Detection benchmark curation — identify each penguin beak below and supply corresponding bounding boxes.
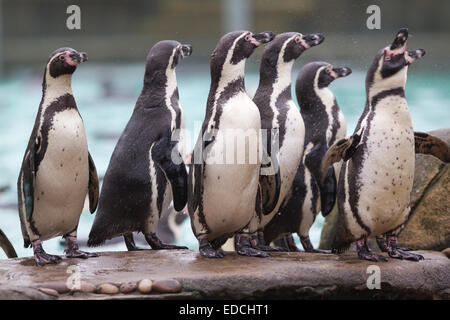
[299,33,325,49]
[406,48,426,65]
[67,51,88,66]
[251,31,275,46]
[332,67,352,78]
[180,44,193,59]
[385,28,408,59]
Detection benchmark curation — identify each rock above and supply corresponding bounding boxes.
[97,283,119,295]
[1,250,449,299]
[39,282,70,294]
[138,279,152,294]
[120,281,137,294]
[442,248,450,259]
[319,128,450,251]
[39,287,59,297]
[152,279,181,293]
[79,281,97,293]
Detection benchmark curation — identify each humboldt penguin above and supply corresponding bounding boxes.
[264,62,351,252]
[322,28,450,261]
[187,31,275,258]
[237,32,325,253]
[17,48,98,266]
[88,41,192,250]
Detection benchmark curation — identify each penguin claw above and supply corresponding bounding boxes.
[199,246,224,259]
[306,248,332,254]
[65,250,98,259]
[34,252,62,266]
[237,246,271,258]
[254,244,284,252]
[357,252,389,262]
[388,249,424,261]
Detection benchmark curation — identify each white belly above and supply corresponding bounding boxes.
[349,96,414,237]
[201,93,261,239]
[260,103,304,227]
[33,109,89,240]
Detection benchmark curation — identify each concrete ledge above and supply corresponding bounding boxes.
[0,250,449,299]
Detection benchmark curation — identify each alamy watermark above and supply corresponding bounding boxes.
[366,5,381,30]
[366,265,381,289]
[66,5,81,30]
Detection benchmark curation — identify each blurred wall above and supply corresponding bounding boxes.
[0,0,449,71]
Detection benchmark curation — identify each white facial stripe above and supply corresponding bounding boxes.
[37,53,74,141]
[166,46,179,131]
[270,35,297,129]
[206,32,247,134]
[369,55,407,101]
[313,66,335,143]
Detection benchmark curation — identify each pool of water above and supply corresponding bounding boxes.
[0,64,449,259]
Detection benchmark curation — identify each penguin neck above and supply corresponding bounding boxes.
[42,72,73,102]
[300,68,334,113]
[366,63,407,110]
[258,59,294,102]
[141,66,178,107]
[213,59,245,91]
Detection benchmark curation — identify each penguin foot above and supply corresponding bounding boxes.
[236,233,271,258]
[250,231,283,252]
[198,234,224,258]
[376,236,413,252]
[388,249,424,261]
[32,240,62,266]
[144,233,188,250]
[385,236,423,261]
[64,236,98,259]
[300,235,330,253]
[356,239,388,262]
[124,233,146,251]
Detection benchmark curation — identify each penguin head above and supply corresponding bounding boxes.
[46,48,88,79]
[262,32,325,67]
[367,28,425,90]
[210,31,274,77]
[296,61,351,93]
[145,40,192,74]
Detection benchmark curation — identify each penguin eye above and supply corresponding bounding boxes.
[59,55,65,61]
[294,35,302,43]
[385,55,391,61]
[325,68,330,74]
[245,34,252,41]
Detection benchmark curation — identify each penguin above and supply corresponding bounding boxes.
[322,28,450,261]
[188,30,275,258]
[88,41,192,250]
[17,48,99,266]
[263,61,351,252]
[0,229,17,258]
[236,32,325,253]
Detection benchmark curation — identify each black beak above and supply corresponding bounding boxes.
[390,28,408,50]
[302,33,325,48]
[181,44,193,58]
[69,52,88,63]
[252,31,275,44]
[408,48,425,60]
[333,67,352,78]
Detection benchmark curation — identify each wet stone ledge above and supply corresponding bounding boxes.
[0,250,449,300]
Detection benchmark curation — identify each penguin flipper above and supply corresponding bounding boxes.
[319,167,337,217]
[188,135,204,215]
[321,133,361,183]
[414,131,450,163]
[88,152,99,213]
[152,136,188,212]
[0,229,18,258]
[22,138,39,221]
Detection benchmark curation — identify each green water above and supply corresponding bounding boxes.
[0,64,449,259]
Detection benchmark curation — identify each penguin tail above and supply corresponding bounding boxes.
[87,229,107,247]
